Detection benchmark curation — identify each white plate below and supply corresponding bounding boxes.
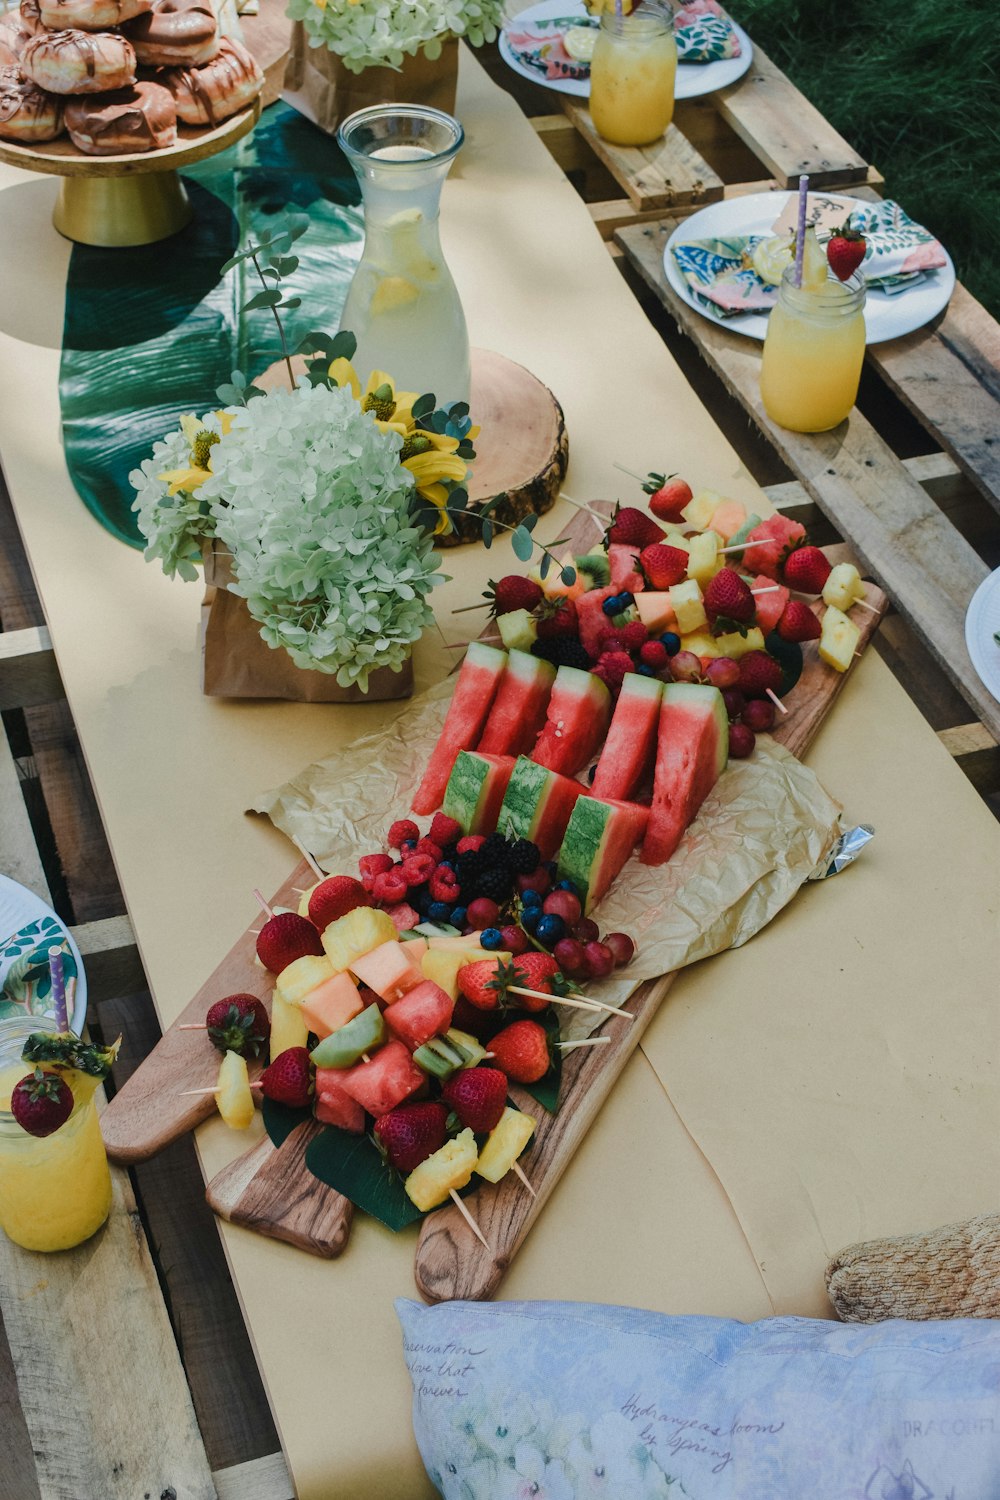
[0,874,88,1035]
[499,0,753,100]
[964,568,1000,706]
[663,191,956,345]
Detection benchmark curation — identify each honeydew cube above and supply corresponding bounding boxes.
[322,906,396,974]
[634,593,677,635]
[819,606,861,673]
[269,989,309,1060]
[685,531,721,586]
[680,632,720,661]
[310,1002,386,1069]
[668,579,707,635]
[476,1108,536,1183]
[712,626,766,661]
[300,971,365,1039]
[680,489,724,532]
[823,563,866,612]
[216,1051,255,1130]
[276,954,335,1007]
[497,609,538,653]
[350,939,423,1002]
[404,1128,479,1211]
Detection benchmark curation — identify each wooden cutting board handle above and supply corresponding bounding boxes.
[206,1121,353,1258]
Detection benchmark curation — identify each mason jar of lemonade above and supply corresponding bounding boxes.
[759,264,867,433]
[590,3,677,147]
[0,1017,112,1252]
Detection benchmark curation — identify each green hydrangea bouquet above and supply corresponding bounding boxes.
[287,0,504,73]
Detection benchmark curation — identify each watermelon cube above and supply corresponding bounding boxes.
[476,650,556,757]
[442,751,516,836]
[350,940,423,1002]
[749,575,789,636]
[412,643,508,815]
[741,516,806,581]
[591,673,663,802]
[634,593,677,635]
[300,972,365,1039]
[337,1040,425,1116]
[575,585,618,660]
[608,543,644,594]
[497,755,586,860]
[642,684,729,866]
[557,796,649,913]
[384,979,454,1051]
[531,667,611,776]
[314,1070,367,1133]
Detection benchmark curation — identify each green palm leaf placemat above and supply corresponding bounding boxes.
[60,104,364,548]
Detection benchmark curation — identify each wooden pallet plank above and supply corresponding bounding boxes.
[0,626,62,711]
[212,1453,294,1500]
[0,1308,42,1500]
[69,914,144,1008]
[714,42,868,189]
[0,723,50,901]
[561,98,724,210]
[616,219,998,740]
[587,197,674,239]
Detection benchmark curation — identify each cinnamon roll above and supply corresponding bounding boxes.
[64,77,175,151]
[123,0,217,66]
[0,64,63,141]
[163,34,260,126]
[20,26,136,92]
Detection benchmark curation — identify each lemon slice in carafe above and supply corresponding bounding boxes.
[751,234,795,286]
[563,23,597,61]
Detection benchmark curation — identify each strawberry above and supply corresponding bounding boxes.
[359,852,393,890]
[388,819,420,849]
[782,545,831,595]
[488,575,543,617]
[256,912,323,974]
[704,568,755,626]
[206,993,270,1057]
[429,812,462,848]
[777,600,822,643]
[645,475,693,523]
[374,1100,448,1174]
[490,1019,550,1084]
[607,506,664,549]
[372,868,409,905]
[457,958,505,1010]
[826,221,866,282]
[441,1066,508,1133]
[737,651,783,700]
[259,1047,313,1108]
[639,543,688,589]
[10,1068,74,1137]
[307,875,370,929]
[515,952,560,990]
[535,597,578,640]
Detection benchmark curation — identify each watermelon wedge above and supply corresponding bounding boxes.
[412,643,507,815]
[608,543,644,593]
[476,649,555,757]
[531,667,611,776]
[496,755,586,860]
[442,751,516,835]
[749,575,789,636]
[591,673,663,801]
[641,683,728,866]
[575,585,618,660]
[557,796,649,913]
[740,516,806,581]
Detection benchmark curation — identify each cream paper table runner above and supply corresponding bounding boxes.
[0,45,997,1498]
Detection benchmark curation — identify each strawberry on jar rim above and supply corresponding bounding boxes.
[826,221,867,282]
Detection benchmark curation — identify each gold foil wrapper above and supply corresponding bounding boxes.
[253,679,843,1037]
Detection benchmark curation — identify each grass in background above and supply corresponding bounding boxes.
[730,0,1000,316]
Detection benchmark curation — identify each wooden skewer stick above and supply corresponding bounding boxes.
[507,985,633,1020]
[178,1023,207,1030]
[179,1087,218,1096]
[556,1036,612,1050]
[253,888,273,920]
[291,836,325,882]
[751,584,781,595]
[442,640,472,648]
[765,688,789,717]
[361,1052,372,1064]
[511,1161,537,1197]
[452,600,491,614]
[558,490,609,523]
[613,461,646,484]
[854,597,880,613]
[449,1189,490,1249]
[718,538,770,555]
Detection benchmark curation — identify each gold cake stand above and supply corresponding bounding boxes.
[0,97,260,246]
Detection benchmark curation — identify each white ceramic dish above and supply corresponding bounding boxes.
[964,567,1000,706]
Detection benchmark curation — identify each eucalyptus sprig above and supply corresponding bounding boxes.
[427,489,576,585]
[219,212,312,395]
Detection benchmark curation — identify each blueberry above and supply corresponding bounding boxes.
[638,663,656,676]
[401,840,417,852]
[536,913,567,947]
[451,906,468,928]
[660,632,681,657]
[602,595,623,616]
[521,908,540,935]
[544,861,558,875]
[617,592,634,608]
[414,890,434,915]
[556,879,577,892]
[521,888,542,908]
[428,901,453,922]
[438,859,455,871]
[480,927,503,950]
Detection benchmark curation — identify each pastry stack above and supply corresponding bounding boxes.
[0,0,262,154]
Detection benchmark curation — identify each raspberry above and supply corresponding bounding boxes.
[593,651,634,691]
[429,812,462,847]
[640,640,669,670]
[457,835,486,854]
[372,869,409,904]
[388,819,420,849]
[429,866,460,902]
[415,838,443,862]
[400,852,436,887]
[620,621,649,651]
[359,852,393,890]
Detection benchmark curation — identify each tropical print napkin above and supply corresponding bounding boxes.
[674,0,742,61]
[505,0,740,84]
[672,200,948,319]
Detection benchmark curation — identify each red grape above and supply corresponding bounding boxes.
[553,938,586,976]
[742,699,775,732]
[669,650,703,684]
[721,688,746,721]
[583,941,615,979]
[604,931,635,967]
[705,656,740,689]
[516,867,551,897]
[572,918,600,944]
[466,898,500,930]
[728,722,756,758]
[543,889,582,926]
[500,925,530,955]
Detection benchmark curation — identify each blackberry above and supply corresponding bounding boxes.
[481,832,513,868]
[475,865,514,903]
[531,638,590,670]
[509,838,540,875]
[456,849,485,891]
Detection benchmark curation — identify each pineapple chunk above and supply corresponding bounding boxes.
[680,489,724,532]
[404,1128,479,1211]
[297,882,321,919]
[679,632,720,661]
[819,606,861,673]
[216,1051,255,1130]
[476,1108,536,1184]
[668,579,707,635]
[270,990,309,1060]
[823,563,866,612]
[322,907,396,973]
[713,626,766,661]
[276,954,334,1007]
[685,530,721,585]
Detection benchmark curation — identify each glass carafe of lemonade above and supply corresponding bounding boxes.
[337,105,470,406]
[0,1018,112,1252]
[590,3,677,147]
[759,253,867,433]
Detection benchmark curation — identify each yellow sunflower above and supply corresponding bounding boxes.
[158,411,234,497]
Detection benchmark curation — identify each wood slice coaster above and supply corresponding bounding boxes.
[438,347,569,547]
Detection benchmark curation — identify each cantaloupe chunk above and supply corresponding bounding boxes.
[322,907,396,973]
[634,593,677,634]
[680,490,723,531]
[708,499,747,541]
[300,972,365,1039]
[350,940,423,1002]
[276,955,335,1006]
